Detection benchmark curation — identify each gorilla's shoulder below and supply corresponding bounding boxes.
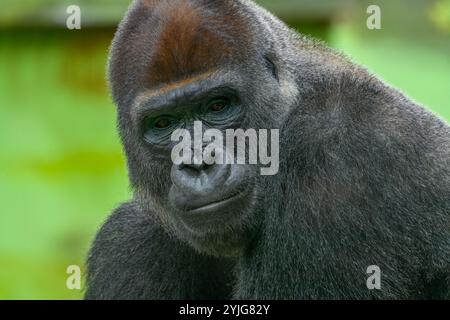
[86,201,171,274]
[290,60,450,146]
[92,201,155,243]
[85,202,170,299]
[284,62,450,191]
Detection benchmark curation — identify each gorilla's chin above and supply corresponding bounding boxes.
[167,181,258,257]
[167,161,256,235]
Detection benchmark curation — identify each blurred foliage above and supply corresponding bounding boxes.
[0,0,130,27]
[429,0,450,33]
[0,29,129,299]
[0,0,449,300]
[0,0,353,27]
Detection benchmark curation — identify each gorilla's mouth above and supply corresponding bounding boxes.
[175,187,252,230]
[186,191,242,214]
[168,154,255,228]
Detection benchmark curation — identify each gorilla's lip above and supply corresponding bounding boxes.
[186,192,242,213]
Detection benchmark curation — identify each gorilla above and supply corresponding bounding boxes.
[86,0,450,299]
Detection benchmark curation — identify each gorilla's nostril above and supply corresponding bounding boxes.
[171,160,232,196]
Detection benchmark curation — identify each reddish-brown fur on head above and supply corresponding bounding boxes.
[142,0,251,88]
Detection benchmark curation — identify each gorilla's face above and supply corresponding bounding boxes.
[165,90,257,230]
[127,69,279,257]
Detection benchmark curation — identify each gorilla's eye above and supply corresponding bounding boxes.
[154,117,172,129]
[208,98,229,113]
[143,115,179,145]
[146,116,177,131]
[201,95,241,125]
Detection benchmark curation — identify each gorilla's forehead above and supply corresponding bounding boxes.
[139,71,215,100]
[139,0,253,88]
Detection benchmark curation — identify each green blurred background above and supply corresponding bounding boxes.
[0,0,449,299]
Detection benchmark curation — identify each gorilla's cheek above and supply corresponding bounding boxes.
[168,162,256,233]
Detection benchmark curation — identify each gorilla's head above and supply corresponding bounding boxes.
[108,0,299,257]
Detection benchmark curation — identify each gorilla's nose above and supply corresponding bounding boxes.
[169,143,245,211]
[170,160,231,197]
[179,161,210,172]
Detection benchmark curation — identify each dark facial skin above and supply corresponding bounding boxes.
[129,68,280,256]
[138,82,255,240]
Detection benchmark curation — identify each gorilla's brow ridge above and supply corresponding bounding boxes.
[134,71,217,110]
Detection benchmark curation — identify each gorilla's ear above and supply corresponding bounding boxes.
[111,0,252,91]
